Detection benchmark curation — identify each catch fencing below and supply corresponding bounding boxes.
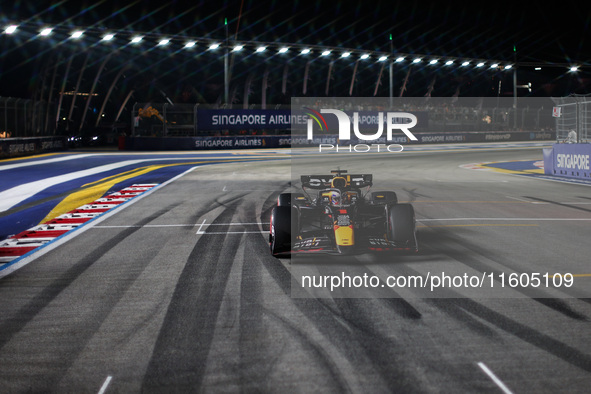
[0,97,55,138]
[552,95,591,143]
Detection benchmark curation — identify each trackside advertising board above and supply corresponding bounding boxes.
[196,108,429,131]
[544,143,591,179]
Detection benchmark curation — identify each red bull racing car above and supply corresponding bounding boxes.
[269,170,418,256]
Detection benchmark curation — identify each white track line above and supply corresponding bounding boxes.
[0,154,96,171]
[477,362,514,394]
[199,231,264,235]
[97,376,112,394]
[195,219,207,234]
[417,217,591,221]
[95,222,268,228]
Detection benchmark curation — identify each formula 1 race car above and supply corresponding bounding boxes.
[269,170,418,256]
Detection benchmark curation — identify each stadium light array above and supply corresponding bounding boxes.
[2,21,562,75]
[4,25,18,34]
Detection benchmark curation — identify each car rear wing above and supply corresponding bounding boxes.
[300,174,373,189]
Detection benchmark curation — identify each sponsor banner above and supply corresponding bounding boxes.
[0,137,67,158]
[197,109,295,130]
[549,143,591,179]
[125,131,555,151]
[125,136,291,150]
[196,109,428,131]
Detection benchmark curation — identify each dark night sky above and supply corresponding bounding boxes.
[3,0,589,61]
[0,0,590,101]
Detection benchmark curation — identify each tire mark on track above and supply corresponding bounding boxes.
[142,200,244,391]
[525,196,591,214]
[0,204,181,390]
[419,227,588,321]
[249,194,431,392]
[449,297,591,373]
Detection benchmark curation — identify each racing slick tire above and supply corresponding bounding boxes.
[370,191,398,205]
[387,203,418,252]
[270,206,293,256]
[277,192,307,207]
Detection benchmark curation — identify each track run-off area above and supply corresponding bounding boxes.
[0,142,590,392]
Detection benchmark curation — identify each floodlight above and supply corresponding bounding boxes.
[4,25,17,34]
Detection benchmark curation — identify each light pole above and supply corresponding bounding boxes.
[513,45,517,130]
[389,34,393,108]
[224,18,229,105]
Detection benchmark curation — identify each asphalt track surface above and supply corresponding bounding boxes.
[1,143,590,393]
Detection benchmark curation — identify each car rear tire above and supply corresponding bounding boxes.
[270,206,293,256]
[277,192,307,207]
[371,191,398,204]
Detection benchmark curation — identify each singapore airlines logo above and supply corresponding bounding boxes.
[305,108,418,152]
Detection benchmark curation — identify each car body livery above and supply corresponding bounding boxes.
[270,170,418,256]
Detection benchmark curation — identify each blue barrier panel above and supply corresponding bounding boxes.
[125,136,292,150]
[0,137,67,159]
[195,109,430,131]
[125,131,554,151]
[548,143,591,179]
[197,109,294,130]
[543,147,554,175]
